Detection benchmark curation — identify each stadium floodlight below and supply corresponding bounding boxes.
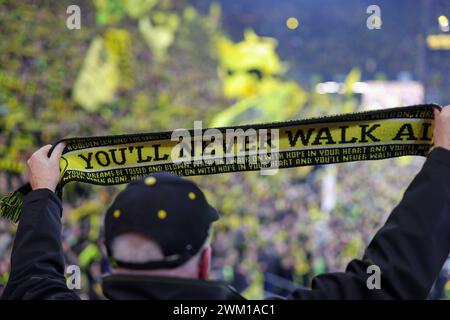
[438,15,450,32]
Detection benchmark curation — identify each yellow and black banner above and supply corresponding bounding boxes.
[0,104,441,222]
[57,104,437,186]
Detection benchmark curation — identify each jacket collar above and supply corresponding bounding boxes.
[102,274,245,300]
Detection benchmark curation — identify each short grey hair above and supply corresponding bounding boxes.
[110,232,211,274]
[111,233,165,263]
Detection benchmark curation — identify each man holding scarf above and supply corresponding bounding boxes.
[2,107,450,300]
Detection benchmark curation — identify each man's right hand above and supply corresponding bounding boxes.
[27,143,65,192]
[434,106,450,151]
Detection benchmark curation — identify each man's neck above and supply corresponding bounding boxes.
[112,267,200,279]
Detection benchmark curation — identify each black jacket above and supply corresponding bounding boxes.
[2,147,450,300]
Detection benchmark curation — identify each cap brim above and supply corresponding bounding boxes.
[208,205,220,222]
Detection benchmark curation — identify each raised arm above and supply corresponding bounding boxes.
[292,106,450,299]
[2,144,79,300]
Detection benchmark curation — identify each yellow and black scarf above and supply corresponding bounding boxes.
[0,104,440,222]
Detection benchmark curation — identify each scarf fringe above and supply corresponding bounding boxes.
[0,191,24,223]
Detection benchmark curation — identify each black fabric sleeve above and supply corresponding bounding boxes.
[1,189,80,300]
[291,147,450,300]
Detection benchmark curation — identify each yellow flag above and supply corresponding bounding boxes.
[73,37,120,112]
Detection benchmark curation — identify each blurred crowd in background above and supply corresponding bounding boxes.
[1,0,450,299]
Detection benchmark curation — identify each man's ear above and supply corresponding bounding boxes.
[198,245,211,280]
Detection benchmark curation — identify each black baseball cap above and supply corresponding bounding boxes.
[104,172,219,270]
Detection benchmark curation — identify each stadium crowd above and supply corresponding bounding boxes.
[1,0,450,300]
